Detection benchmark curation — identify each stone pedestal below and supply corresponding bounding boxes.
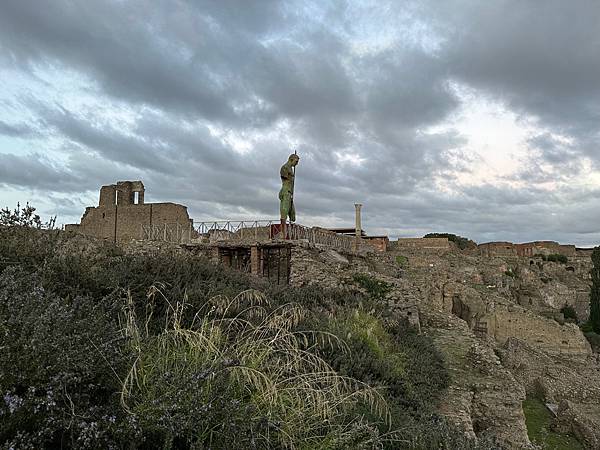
[251,246,261,275]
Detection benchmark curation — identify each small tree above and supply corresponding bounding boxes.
[0,202,56,229]
[590,247,600,333]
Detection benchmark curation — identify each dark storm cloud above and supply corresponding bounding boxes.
[0,120,37,138]
[40,106,177,174]
[0,0,461,209]
[0,0,599,244]
[424,0,600,161]
[0,1,281,122]
[0,152,81,191]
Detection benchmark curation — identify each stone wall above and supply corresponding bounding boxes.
[364,236,389,252]
[479,242,517,257]
[394,237,450,249]
[487,307,591,356]
[479,240,577,258]
[429,274,592,356]
[66,181,192,243]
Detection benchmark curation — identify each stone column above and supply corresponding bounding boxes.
[354,203,362,252]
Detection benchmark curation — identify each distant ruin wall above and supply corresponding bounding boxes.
[479,241,577,258]
[479,242,517,257]
[487,309,591,356]
[394,238,450,249]
[364,236,389,252]
[66,181,192,243]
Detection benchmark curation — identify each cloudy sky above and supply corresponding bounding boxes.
[1,0,599,245]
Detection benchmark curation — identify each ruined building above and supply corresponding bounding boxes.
[479,241,577,258]
[66,181,192,243]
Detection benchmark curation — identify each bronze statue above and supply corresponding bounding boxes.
[279,153,299,239]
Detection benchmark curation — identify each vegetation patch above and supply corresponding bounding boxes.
[590,247,600,334]
[122,291,388,448]
[560,304,578,323]
[579,324,600,352]
[522,397,583,450]
[352,273,392,300]
[537,253,569,264]
[395,255,408,267]
[0,225,496,449]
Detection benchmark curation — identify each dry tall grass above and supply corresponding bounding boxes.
[120,286,391,448]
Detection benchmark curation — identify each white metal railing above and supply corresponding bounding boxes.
[141,222,192,243]
[287,224,357,251]
[141,220,367,252]
[194,220,276,242]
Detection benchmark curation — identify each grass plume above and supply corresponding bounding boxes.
[120,286,390,449]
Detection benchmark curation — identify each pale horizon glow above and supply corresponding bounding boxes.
[0,0,599,246]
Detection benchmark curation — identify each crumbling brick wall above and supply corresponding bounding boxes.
[66,181,192,243]
[393,237,450,249]
[479,242,518,257]
[364,236,389,252]
[486,308,591,356]
[480,241,577,258]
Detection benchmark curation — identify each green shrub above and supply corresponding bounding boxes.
[546,254,568,264]
[0,202,56,228]
[584,332,600,353]
[322,309,451,448]
[122,291,388,449]
[395,255,408,267]
[0,226,470,449]
[352,273,392,300]
[590,247,600,333]
[560,304,578,322]
[0,268,134,449]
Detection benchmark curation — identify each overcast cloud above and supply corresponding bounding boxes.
[0,0,599,245]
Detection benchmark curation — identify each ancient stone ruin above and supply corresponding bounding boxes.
[479,240,577,258]
[66,181,192,243]
[61,179,600,447]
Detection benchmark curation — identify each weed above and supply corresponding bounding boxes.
[352,273,392,300]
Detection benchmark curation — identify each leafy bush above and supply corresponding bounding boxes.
[395,255,408,267]
[583,331,600,353]
[0,268,133,449]
[352,273,392,300]
[0,226,61,272]
[0,226,470,449]
[560,304,578,322]
[546,254,568,264]
[536,253,569,264]
[423,233,477,250]
[590,247,600,333]
[326,311,448,413]
[0,202,56,229]
[320,309,499,449]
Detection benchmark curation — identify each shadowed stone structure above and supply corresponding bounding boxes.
[479,241,577,258]
[66,181,192,243]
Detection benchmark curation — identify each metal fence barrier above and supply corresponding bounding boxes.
[141,220,364,252]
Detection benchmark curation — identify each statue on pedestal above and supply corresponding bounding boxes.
[279,153,299,239]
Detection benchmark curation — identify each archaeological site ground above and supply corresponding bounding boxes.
[2,181,599,449]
